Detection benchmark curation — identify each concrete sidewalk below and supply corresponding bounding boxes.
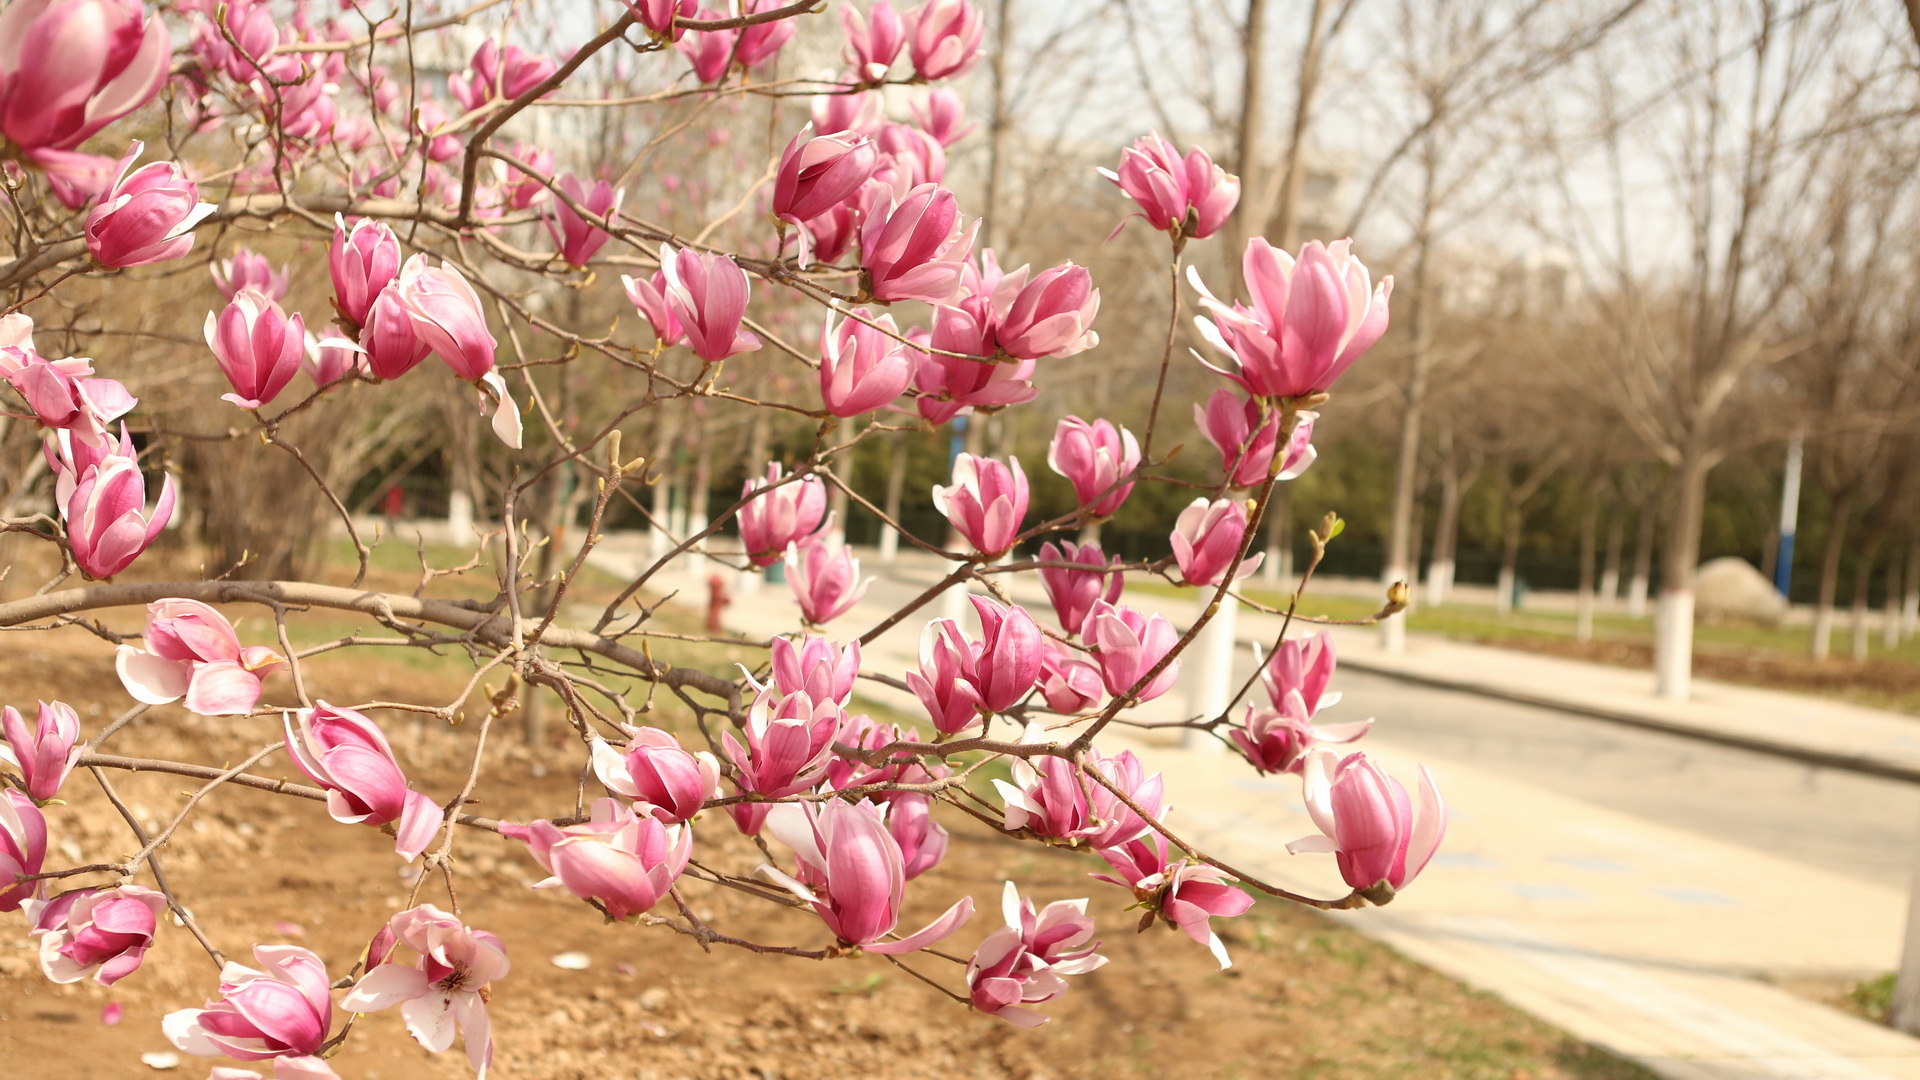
[589,546,1920,1079]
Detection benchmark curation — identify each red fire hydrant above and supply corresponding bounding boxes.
[706,574,730,634]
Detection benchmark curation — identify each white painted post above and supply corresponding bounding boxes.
[1184,591,1235,754]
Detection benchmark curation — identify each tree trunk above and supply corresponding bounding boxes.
[1905,540,1920,641]
[1427,466,1463,606]
[1810,493,1853,662]
[1495,503,1522,615]
[1628,499,1656,619]
[1599,509,1625,604]
[1577,494,1599,642]
[1261,483,1292,584]
[1655,450,1711,700]
[1381,197,1434,652]
[1885,546,1904,649]
[978,0,1015,252]
[879,431,908,563]
[1225,0,1272,260]
[1851,545,1877,662]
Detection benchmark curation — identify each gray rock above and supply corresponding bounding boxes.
[1694,557,1788,627]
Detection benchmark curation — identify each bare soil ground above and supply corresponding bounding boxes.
[0,558,1654,1080]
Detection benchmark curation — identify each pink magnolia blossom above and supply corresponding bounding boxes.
[85,142,216,268]
[676,15,737,83]
[0,0,169,200]
[788,535,871,625]
[339,905,508,1078]
[738,462,827,567]
[844,1,906,81]
[888,792,948,879]
[282,703,442,861]
[48,425,176,581]
[627,0,698,41]
[1047,417,1137,518]
[1036,539,1123,637]
[394,254,521,449]
[812,88,883,136]
[410,99,461,162]
[1100,134,1240,241]
[114,598,285,716]
[994,725,1164,849]
[1093,833,1253,969]
[205,289,305,410]
[327,215,401,332]
[774,124,877,225]
[1289,749,1446,901]
[819,308,913,417]
[1036,640,1103,713]
[1171,497,1262,585]
[1190,238,1392,400]
[769,634,861,705]
[966,881,1106,1026]
[0,700,82,802]
[358,286,431,380]
[860,182,977,304]
[0,322,136,446]
[163,944,334,1062]
[500,797,691,920]
[26,883,164,985]
[796,202,858,264]
[448,40,555,112]
[589,726,720,824]
[821,714,936,793]
[873,122,947,194]
[912,88,976,147]
[303,325,369,387]
[966,594,1044,712]
[996,262,1099,359]
[1231,692,1370,776]
[1196,390,1317,488]
[1259,630,1339,714]
[722,687,842,834]
[501,142,554,210]
[195,0,279,83]
[907,619,984,735]
[905,0,984,81]
[737,0,798,67]
[211,248,289,301]
[659,244,761,361]
[761,799,973,951]
[933,452,1027,556]
[0,789,47,911]
[206,1057,339,1080]
[543,174,620,268]
[1085,600,1180,702]
[620,269,686,348]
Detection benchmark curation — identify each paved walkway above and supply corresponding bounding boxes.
[585,542,1920,1080]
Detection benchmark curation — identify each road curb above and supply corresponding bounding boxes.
[1325,650,1920,787]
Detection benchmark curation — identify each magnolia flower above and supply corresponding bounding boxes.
[1085,601,1180,702]
[27,883,166,985]
[85,142,216,268]
[0,329,137,448]
[888,792,948,880]
[393,254,521,449]
[447,40,555,111]
[211,248,289,301]
[0,700,82,802]
[1047,417,1137,518]
[0,789,47,911]
[115,598,286,716]
[844,1,906,81]
[47,425,174,580]
[911,88,976,146]
[905,0,985,81]
[774,124,877,225]
[966,881,1106,1026]
[760,799,973,951]
[1231,691,1370,777]
[993,724,1163,849]
[788,536,871,625]
[1035,539,1123,637]
[1190,238,1392,401]
[282,703,442,860]
[1100,133,1240,241]
[328,215,401,332]
[721,688,842,812]
[543,174,620,268]
[302,325,369,387]
[1093,832,1253,969]
[589,727,720,824]
[206,288,304,410]
[0,0,169,175]
[860,182,977,304]
[164,945,334,1062]
[738,462,827,567]
[340,905,509,1079]
[658,245,761,361]
[1258,631,1340,715]
[501,797,691,920]
[1036,640,1103,713]
[995,262,1099,359]
[620,268,685,347]
[933,452,1027,556]
[1171,497,1262,586]
[819,308,913,416]
[906,618,983,736]
[1288,749,1446,902]
[769,634,862,705]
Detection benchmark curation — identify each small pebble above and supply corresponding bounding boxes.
[140,1051,180,1070]
[550,951,592,970]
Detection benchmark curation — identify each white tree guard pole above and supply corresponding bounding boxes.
[1183,590,1235,754]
